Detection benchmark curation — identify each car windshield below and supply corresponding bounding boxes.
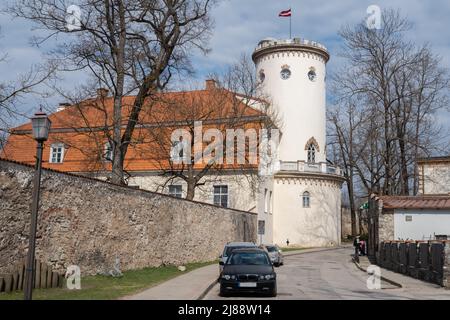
[224,246,253,257]
[227,252,271,265]
[266,246,278,252]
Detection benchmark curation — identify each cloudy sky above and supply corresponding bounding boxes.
[0,0,449,137]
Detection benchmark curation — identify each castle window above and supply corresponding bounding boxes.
[307,144,316,163]
[302,191,310,208]
[49,143,64,163]
[169,185,183,198]
[214,185,228,208]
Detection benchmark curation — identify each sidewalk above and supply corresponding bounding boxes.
[283,245,351,257]
[352,254,449,291]
[121,264,219,300]
[122,245,347,300]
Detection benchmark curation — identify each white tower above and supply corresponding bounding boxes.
[253,38,345,247]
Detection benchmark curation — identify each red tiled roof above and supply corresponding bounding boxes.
[1,86,266,173]
[380,195,450,210]
[417,156,450,164]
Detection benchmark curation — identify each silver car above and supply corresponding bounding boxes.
[261,244,284,267]
[219,242,257,272]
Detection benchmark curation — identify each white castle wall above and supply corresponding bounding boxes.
[254,41,328,163]
[272,175,342,247]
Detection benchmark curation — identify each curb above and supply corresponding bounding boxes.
[197,278,219,300]
[352,256,402,288]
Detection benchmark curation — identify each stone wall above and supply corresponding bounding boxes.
[0,159,257,276]
[419,161,450,195]
[378,211,394,243]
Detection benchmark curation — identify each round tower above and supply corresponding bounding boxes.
[252,38,329,163]
[253,38,344,247]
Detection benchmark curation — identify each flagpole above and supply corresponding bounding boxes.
[289,12,291,39]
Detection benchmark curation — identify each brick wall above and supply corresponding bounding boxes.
[0,159,257,275]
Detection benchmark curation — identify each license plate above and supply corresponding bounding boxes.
[239,282,257,288]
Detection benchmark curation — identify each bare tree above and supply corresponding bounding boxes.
[9,0,215,184]
[330,8,449,198]
[329,8,449,234]
[0,27,55,150]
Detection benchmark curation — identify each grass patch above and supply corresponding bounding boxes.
[0,261,214,300]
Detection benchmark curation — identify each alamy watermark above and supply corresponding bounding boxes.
[366,265,381,290]
[366,5,382,30]
[66,5,82,31]
[170,121,280,176]
[65,265,81,290]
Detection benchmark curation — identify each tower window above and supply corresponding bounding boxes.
[259,70,265,82]
[308,68,317,81]
[302,191,310,208]
[307,144,316,163]
[280,65,291,80]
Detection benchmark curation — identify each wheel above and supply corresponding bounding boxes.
[269,285,277,297]
[219,285,229,297]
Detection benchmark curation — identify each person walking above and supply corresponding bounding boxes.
[353,235,361,260]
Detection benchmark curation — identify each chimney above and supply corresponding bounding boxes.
[205,79,216,90]
[57,102,70,112]
[97,88,109,98]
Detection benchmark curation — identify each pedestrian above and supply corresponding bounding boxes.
[360,239,366,256]
[353,235,361,256]
[286,239,290,247]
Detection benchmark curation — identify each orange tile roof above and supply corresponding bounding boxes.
[380,195,450,210]
[1,87,266,173]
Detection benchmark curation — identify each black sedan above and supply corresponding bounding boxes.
[219,248,277,297]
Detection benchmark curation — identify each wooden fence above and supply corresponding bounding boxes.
[378,240,450,287]
[0,259,64,293]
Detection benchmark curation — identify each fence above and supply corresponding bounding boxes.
[0,259,64,293]
[378,241,450,288]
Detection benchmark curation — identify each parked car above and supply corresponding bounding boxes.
[219,248,277,297]
[260,244,284,267]
[219,242,257,272]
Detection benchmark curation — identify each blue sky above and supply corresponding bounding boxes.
[0,0,449,136]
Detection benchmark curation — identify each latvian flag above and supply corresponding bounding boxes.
[279,9,291,17]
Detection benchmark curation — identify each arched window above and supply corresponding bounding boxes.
[302,191,310,208]
[307,144,316,163]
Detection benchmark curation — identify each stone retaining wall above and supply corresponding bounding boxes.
[0,159,257,276]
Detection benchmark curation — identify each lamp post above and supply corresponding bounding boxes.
[24,110,51,300]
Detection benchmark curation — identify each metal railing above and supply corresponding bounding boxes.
[278,160,342,176]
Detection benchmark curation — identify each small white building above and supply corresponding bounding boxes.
[374,195,450,241]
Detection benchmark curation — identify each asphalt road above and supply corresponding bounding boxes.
[203,247,450,300]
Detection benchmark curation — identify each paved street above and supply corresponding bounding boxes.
[204,247,450,300]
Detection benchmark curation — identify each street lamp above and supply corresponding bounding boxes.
[24,110,51,300]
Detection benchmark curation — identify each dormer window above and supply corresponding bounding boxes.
[50,143,65,163]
